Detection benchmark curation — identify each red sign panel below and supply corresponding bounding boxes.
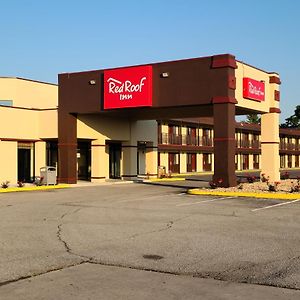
[104,66,152,109]
[243,78,265,102]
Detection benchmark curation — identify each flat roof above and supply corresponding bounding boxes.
[0,76,57,86]
[59,54,278,76]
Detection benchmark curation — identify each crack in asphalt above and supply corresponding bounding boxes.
[0,261,87,288]
[1,204,299,291]
[1,258,299,291]
[56,208,93,262]
[128,220,174,239]
[128,213,196,240]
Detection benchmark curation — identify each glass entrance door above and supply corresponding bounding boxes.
[18,148,31,182]
[109,143,121,179]
[77,141,91,181]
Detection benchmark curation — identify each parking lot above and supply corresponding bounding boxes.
[0,183,300,299]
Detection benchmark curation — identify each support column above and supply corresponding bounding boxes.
[261,111,280,182]
[122,144,137,178]
[197,153,203,172]
[35,141,47,175]
[58,111,77,184]
[91,140,107,182]
[249,154,254,170]
[145,143,158,176]
[213,102,236,187]
[180,152,187,173]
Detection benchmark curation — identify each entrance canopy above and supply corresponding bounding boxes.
[58,54,281,186]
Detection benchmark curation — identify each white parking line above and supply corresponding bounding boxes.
[176,196,236,207]
[251,199,300,212]
[117,194,181,204]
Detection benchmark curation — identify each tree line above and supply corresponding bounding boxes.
[245,105,300,128]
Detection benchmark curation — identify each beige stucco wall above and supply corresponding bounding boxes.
[39,110,58,138]
[235,62,279,112]
[0,78,57,109]
[0,107,39,139]
[159,152,169,172]
[0,78,58,184]
[180,153,187,173]
[197,153,203,172]
[261,112,280,181]
[0,141,17,183]
[77,115,130,142]
[130,120,157,176]
[0,107,58,140]
[91,140,108,182]
[130,120,157,146]
[78,116,158,179]
[35,141,47,176]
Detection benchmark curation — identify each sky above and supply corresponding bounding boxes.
[1,0,299,121]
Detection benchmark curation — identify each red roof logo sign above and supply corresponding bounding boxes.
[243,78,265,102]
[104,66,152,109]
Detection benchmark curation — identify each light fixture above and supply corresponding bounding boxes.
[89,80,96,85]
[160,72,170,78]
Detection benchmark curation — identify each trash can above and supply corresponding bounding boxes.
[157,166,166,178]
[40,166,57,185]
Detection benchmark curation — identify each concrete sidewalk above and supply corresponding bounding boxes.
[0,263,299,300]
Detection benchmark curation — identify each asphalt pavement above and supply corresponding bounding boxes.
[0,183,299,299]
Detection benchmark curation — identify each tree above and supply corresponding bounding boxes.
[245,114,261,124]
[280,105,300,128]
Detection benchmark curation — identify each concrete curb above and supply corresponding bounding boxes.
[0,184,70,193]
[188,189,300,200]
[147,178,186,182]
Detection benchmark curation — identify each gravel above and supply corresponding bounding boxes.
[214,179,300,194]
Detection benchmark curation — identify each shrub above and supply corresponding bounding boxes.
[268,181,280,192]
[209,178,223,189]
[260,173,269,183]
[33,176,44,186]
[17,181,25,188]
[237,183,243,190]
[290,180,300,193]
[1,181,10,188]
[281,171,290,180]
[246,174,256,183]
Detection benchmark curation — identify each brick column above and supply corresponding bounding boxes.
[211,54,237,187]
[212,101,237,187]
[58,111,77,184]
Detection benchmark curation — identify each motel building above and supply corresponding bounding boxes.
[0,54,299,187]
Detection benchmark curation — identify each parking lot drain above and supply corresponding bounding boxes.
[143,254,164,260]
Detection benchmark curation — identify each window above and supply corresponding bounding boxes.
[288,155,293,168]
[280,155,285,168]
[203,153,212,171]
[168,125,181,144]
[0,100,13,106]
[235,154,239,170]
[253,154,259,169]
[186,127,197,145]
[187,153,196,172]
[169,153,180,173]
[242,154,249,170]
[295,155,299,168]
[202,128,212,146]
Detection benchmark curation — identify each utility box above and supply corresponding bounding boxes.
[157,166,166,178]
[40,166,57,185]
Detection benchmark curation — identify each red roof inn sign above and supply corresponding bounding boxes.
[104,65,153,109]
[243,77,265,102]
